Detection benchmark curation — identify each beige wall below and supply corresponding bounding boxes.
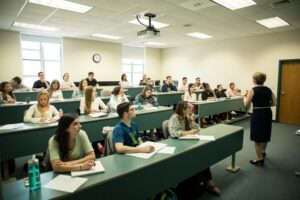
[162,30,300,93]
[0,30,22,81]
[145,48,162,80]
[63,37,122,82]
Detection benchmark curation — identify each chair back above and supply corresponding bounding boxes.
[43,148,53,172]
[103,127,115,156]
[101,90,112,97]
[162,120,170,139]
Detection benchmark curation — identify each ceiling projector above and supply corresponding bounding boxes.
[136,13,160,39]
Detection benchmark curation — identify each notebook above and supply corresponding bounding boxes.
[179,134,215,141]
[126,141,167,159]
[71,161,105,177]
[89,112,108,118]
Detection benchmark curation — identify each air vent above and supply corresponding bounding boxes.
[179,0,215,11]
[270,0,293,8]
[183,24,192,27]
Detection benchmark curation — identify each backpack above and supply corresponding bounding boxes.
[150,189,177,200]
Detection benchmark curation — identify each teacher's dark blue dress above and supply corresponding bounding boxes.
[250,86,273,142]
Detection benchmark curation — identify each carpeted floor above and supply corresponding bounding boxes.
[198,119,300,200]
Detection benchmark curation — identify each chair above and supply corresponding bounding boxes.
[101,89,112,97]
[102,126,115,156]
[42,148,53,172]
[162,120,170,139]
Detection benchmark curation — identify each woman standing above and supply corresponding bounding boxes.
[48,113,95,172]
[24,91,60,123]
[244,72,277,166]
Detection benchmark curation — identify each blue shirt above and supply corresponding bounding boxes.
[161,83,177,92]
[113,121,140,147]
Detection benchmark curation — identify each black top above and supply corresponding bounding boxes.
[86,78,98,86]
[215,89,227,98]
[161,83,177,92]
[252,86,272,107]
[32,80,49,89]
[201,90,214,100]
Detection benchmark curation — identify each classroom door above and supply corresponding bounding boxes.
[278,60,300,125]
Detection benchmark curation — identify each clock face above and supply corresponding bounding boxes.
[93,53,101,63]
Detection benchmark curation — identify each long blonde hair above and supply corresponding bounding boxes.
[84,86,94,114]
[37,91,50,112]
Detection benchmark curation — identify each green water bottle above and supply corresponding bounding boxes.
[28,155,41,191]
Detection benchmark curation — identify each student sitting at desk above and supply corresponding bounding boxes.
[48,113,96,172]
[72,79,88,99]
[178,77,188,92]
[119,73,130,88]
[183,83,197,102]
[161,76,177,92]
[0,81,16,104]
[201,83,221,124]
[134,86,159,108]
[48,80,64,101]
[60,73,76,90]
[32,72,50,91]
[168,101,220,195]
[79,86,108,114]
[139,74,147,86]
[113,102,154,154]
[11,76,29,91]
[226,82,241,97]
[195,77,203,91]
[107,86,129,112]
[24,91,61,123]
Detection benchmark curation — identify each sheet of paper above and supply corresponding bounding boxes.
[198,135,215,141]
[43,175,87,193]
[71,161,105,177]
[89,112,108,118]
[126,141,167,159]
[179,134,201,140]
[0,123,22,130]
[158,146,175,154]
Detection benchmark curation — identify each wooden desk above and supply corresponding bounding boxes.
[2,124,244,200]
[0,106,172,161]
[153,91,184,106]
[0,97,111,125]
[191,97,244,118]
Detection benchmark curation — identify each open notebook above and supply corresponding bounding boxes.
[126,141,167,159]
[179,134,215,141]
[71,161,105,177]
[89,112,108,118]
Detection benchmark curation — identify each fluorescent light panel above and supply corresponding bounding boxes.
[129,19,170,29]
[212,0,256,10]
[256,17,289,29]
[29,0,93,13]
[91,33,122,40]
[12,22,58,31]
[144,42,167,46]
[186,32,213,39]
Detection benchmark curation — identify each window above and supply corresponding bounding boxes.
[20,34,62,87]
[122,45,144,85]
[122,59,144,85]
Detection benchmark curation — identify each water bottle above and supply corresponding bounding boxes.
[138,103,143,111]
[28,155,41,191]
[59,109,64,117]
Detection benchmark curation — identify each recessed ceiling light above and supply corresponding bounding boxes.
[129,19,170,29]
[212,0,256,10]
[186,32,213,39]
[91,33,122,40]
[29,0,93,13]
[256,17,289,29]
[144,42,167,46]
[12,22,58,31]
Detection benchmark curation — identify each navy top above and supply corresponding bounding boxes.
[113,121,140,147]
[134,95,159,107]
[201,90,214,100]
[86,78,98,86]
[161,83,177,92]
[252,86,272,107]
[32,80,50,89]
